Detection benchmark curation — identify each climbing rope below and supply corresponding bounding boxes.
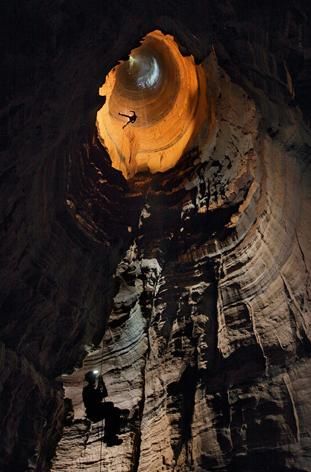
[99,340,105,472]
[118,54,154,177]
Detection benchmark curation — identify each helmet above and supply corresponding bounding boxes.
[84,370,98,383]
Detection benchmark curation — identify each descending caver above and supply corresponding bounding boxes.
[118,110,137,128]
[82,371,129,446]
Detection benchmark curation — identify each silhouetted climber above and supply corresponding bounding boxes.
[83,371,128,446]
[118,111,137,129]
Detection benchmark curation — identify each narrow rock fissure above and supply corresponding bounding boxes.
[132,259,163,471]
[131,292,151,471]
[131,338,148,471]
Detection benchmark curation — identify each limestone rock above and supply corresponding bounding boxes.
[0,1,310,471]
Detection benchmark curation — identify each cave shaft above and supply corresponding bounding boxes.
[1,1,311,472]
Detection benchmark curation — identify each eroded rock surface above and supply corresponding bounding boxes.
[53,55,311,471]
[1,1,311,471]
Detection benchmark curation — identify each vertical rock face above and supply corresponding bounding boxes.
[96,29,208,178]
[54,53,310,471]
[1,1,311,471]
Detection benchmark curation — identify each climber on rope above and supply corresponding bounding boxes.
[83,371,129,446]
[118,110,137,129]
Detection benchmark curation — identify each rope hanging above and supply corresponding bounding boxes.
[99,340,105,472]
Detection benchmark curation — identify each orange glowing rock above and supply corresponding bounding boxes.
[96,30,208,179]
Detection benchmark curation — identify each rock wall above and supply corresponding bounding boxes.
[53,54,310,471]
[1,1,310,471]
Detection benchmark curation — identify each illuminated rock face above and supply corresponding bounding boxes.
[96,30,208,178]
[53,54,311,472]
[1,2,311,472]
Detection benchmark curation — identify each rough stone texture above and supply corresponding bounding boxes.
[96,29,209,178]
[1,1,311,471]
[54,53,310,471]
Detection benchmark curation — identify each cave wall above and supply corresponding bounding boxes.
[53,51,311,471]
[0,1,310,471]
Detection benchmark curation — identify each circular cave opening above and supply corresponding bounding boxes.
[96,30,208,179]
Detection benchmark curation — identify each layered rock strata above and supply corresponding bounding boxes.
[96,30,208,178]
[1,1,311,471]
[53,53,311,471]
